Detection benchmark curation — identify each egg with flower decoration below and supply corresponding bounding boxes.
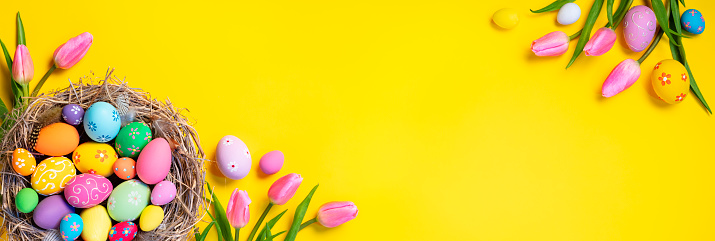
[652,59,690,104]
[681,9,705,34]
[12,148,36,176]
[83,102,121,143]
[59,213,83,241]
[72,142,118,177]
[108,221,138,241]
[115,122,152,158]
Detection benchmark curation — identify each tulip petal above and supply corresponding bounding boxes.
[602,59,641,97]
[531,31,570,56]
[53,32,93,69]
[584,27,617,56]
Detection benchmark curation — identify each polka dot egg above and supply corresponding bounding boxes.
[113,157,136,180]
[652,59,690,104]
[151,181,177,205]
[12,148,36,176]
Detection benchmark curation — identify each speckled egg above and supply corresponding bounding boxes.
[15,188,39,213]
[216,135,252,180]
[108,221,138,241]
[136,138,171,185]
[682,9,705,34]
[62,104,84,126]
[80,205,112,241]
[107,179,151,222]
[84,102,121,143]
[151,181,177,205]
[34,122,80,156]
[31,157,77,196]
[139,205,164,231]
[259,150,284,175]
[114,157,136,180]
[652,59,690,104]
[33,195,75,229]
[12,148,36,176]
[115,122,152,158]
[64,174,113,208]
[72,142,118,177]
[623,5,657,52]
[59,213,83,241]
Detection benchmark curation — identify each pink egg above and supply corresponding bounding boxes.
[259,150,284,175]
[109,221,138,241]
[623,5,657,52]
[136,138,171,184]
[64,174,113,208]
[151,181,177,205]
[216,135,252,180]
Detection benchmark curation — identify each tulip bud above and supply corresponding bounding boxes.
[12,45,33,84]
[267,173,302,205]
[226,189,251,228]
[317,201,358,228]
[531,31,570,56]
[584,27,617,56]
[602,59,641,97]
[53,32,93,69]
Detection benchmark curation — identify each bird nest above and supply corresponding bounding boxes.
[0,69,206,240]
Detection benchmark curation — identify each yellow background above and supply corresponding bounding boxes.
[2,0,715,240]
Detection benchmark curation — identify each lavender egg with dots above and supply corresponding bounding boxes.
[151,180,177,205]
[62,104,84,126]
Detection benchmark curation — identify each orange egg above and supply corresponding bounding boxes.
[12,148,36,176]
[34,123,80,156]
[113,157,136,180]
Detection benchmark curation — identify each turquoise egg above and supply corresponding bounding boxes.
[59,213,83,241]
[681,9,705,34]
[83,102,121,143]
[107,179,150,222]
[115,122,153,158]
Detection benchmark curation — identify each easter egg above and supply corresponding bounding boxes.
[682,9,705,34]
[136,138,171,184]
[114,157,136,180]
[259,150,284,175]
[151,181,177,205]
[80,205,112,241]
[108,221,138,241]
[84,102,121,143]
[492,8,519,29]
[115,122,152,158]
[33,195,75,229]
[62,104,84,126]
[15,188,39,213]
[59,213,83,241]
[34,122,80,156]
[139,205,164,231]
[652,59,690,104]
[623,5,657,52]
[107,179,151,222]
[557,3,581,25]
[216,135,252,180]
[64,174,113,208]
[12,148,36,176]
[32,157,76,195]
[72,142,118,177]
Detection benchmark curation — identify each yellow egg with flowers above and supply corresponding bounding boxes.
[652,59,690,104]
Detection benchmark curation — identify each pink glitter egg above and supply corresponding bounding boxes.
[623,5,657,52]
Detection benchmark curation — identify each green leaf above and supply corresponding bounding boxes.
[16,12,25,46]
[684,60,711,114]
[530,0,575,13]
[679,0,686,7]
[607,0,615,24]
[651,0,681,46]
[566,0,604,69]
[255,210,288,241]
[283,184,319,241]
[198,222,217,241]
[605,0,633,28]
[265,231,286,241]
[0,39,22,108]
[207,182,234,241]
[668,0,683,62]
[205,207,224,241]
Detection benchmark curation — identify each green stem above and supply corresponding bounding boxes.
[569,31,581,40]
[31,64,56,97]
[609,0,634,30]
[235,227,240,241]
[247,203,273,241]
[637,1,670,64]
[16,83,29,108]
[299,218,317,231]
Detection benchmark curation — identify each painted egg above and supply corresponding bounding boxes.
[31,157,76,195]
[216,135,252,180]
[139,205,164,231]
[12,148,36,176]
[260,150,284,175]
[136,138,171,184]
[64,174,113,208]
[33,195,75,229]
[80,205,112,241]
[115,122,152,158]
[151,181,177,205]
[492,8,519,29]
[15,188,39,213]
[681,9,705,34]
[652,59,690,104]
[107,179,151,222]
[623,5,657,52]
[62,104,84,126]
[557,3,581,25]
[72,142,118,177]
[59,213,83,241]
[108,221,138,241]
[84,102,121,143]
[34,123,80,156]
[114,157,136,180]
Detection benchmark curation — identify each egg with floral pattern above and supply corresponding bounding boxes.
[72,142,118,177]
[108,221,138,241]
[62,104,84,126]
[31,157,77,196]
[64,174,113,208]
[216,135,252,180]
[114,157,136,180]
[107,179,151,222]
[12,148,36,176]
[59,213,83,241]
[652,59,690,104]
[84,102,121,143]
[681,9,705,34]
[115,122,152,158]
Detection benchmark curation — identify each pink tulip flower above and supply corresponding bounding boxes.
[602,59,641,97]
[12,45,33,84]
[226,189,251,228]
[53,32,93,69]
[268,173,303,205]
[584,27,617,56]
[317,201,359,228]
[531,31,570,56]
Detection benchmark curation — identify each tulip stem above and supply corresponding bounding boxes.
[235,228,240,241]
[31,64,56,97]
[247,203,273,241]
[299,218,317,231]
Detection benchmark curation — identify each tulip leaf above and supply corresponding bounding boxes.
[0,38,22,109]
[530,0,575,13]
[668,0,683,62]
[198,222,216,241]
[265,231,286,241]
[205,207,224,241]
[566,0,604,69]
[255,210,288,241]
[683,60,711,114]
[207,182,234,241]
[607,0,615,24]
[651,0,684,46]
[283,184,319,241]
[17,12,25,46]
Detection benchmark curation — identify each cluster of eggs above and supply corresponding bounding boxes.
[11,102,178,241]
[215,135,285,179]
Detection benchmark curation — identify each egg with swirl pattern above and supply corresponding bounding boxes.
[31,157,77,196]
[623,5,657,52]
[64,174,113,208]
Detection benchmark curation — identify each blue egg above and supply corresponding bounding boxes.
[83,102,121,143]
[59,213,83,241]
[681,9,705,34]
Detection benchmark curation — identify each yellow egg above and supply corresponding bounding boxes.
[31,157,76,195]
[139,205,164,231]
[12,148,36,176]
[81,205,112,241]
[652,59,690,104]
[492,8,519,29]
[72,142,119,177]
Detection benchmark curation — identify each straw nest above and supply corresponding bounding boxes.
[0,69,206,240]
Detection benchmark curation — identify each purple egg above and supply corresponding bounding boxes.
[151,180,177,205]
[33,195,75,229]
[62,104,84,126]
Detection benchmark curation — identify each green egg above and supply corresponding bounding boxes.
[15,188,39,213]
[114,122,152,158]
[107,179,150,222]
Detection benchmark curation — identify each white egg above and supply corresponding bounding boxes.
[557,3,581,25]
